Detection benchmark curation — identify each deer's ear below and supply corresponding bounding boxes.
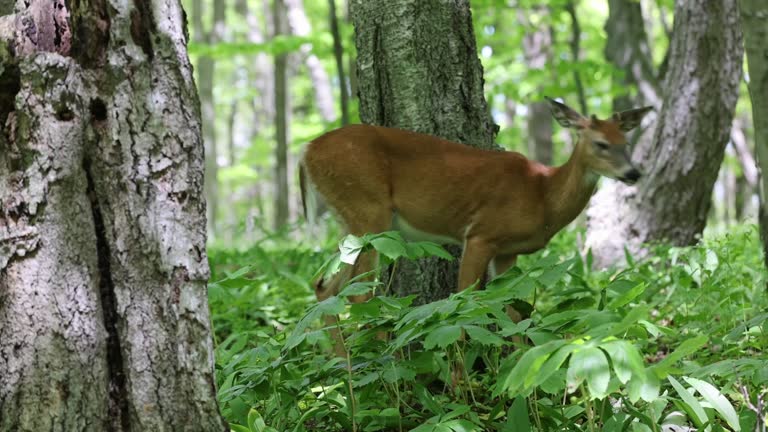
[612,106,653,132]
[545,97,586,129]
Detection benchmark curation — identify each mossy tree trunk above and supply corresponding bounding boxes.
[350,0,497,303]
[0,1,226,430]
[584,0,743,267]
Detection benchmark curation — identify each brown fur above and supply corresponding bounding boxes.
[300,100,652,355]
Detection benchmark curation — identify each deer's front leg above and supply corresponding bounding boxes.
[491,253,518,279]
[457,238,495,291]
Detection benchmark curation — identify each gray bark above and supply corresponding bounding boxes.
[0,1,226,430]
[740,0,768,270]
[351,0,497,303]
[586,0,743,267]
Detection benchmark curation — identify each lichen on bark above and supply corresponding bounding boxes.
[0,0,226,430]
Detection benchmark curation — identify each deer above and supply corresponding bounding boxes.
[299,97,652,355]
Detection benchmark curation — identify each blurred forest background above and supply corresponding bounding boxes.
[183,0,760,257]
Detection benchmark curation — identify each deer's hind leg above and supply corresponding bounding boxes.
[314,200,393,356]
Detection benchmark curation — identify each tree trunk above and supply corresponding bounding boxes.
[731,116,759,188]
[274,0,290,230]
[519,7,553,165]
[241,0,273,129]
[227,101,237,167]
[0,1,226,430]
[527,102,553,164]
[564,0,587,114]
[284,0,336,123]
[584,0,661,264]
[351,0,497,303]
[604,0,661,111]
[740,0,768,270]
[329,0,349,126]
[345,0,358,102]
[195,0,226,238]
[586,0,743,268]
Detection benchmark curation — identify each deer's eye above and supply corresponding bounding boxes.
[594,141,610,150]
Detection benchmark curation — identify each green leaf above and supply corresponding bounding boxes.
[349,301,380,318]
[443,419,479,432]
[683,377,740,431]
[498,340,566,396]
[532,344,578,388]
[537,258,575,287]
[339,235,365,264]
[424,325,462,349]
[418,242,455,260]
[317,296,345,316]
[607,280,645,309]
[338,282,377,297]
[397,301,443,330]
[600,340,645,384]
[371,236,408,260]
[567,347,610,398]
[668,375,709,428]
[353,372,380,387]
[415,384,444,415]
[464,325,505,346]
[316,254,342,281]
[655,334,708,376]
[703,249,719,272]
[627,369,660,403]
[503,396,532,432]
[383,365,416,383]
[247,409,267,432]
[284,296,344,350]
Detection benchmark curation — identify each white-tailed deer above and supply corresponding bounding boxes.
[300,98,651,352]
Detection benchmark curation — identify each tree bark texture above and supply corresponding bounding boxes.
[585,0,743,268]
[740,0,768,269]
[351,0,497,303]
[0,1,226,430]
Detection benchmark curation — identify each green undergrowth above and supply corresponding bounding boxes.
[208,225,768,432]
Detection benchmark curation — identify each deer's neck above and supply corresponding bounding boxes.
[545,141,599,231]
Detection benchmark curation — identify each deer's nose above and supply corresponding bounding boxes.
[620,168,641,185]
